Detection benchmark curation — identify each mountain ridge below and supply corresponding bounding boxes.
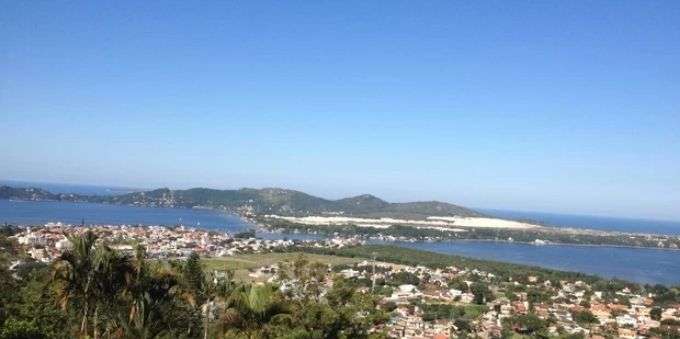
[0,185,483,219]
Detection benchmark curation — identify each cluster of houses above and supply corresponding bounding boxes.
[11,223,361,263]
[291,260,679,338]
[9,224,679,338]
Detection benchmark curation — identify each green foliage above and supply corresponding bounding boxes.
[448,278,469,292]
[3,184,480,219]
[0,224,20,237]
[419,303,487,322]
[504,313,547,335]
[389,271,420,286]
[0,319,45,339]
[182,251,206,303]
[303,244,602,285]
[222,284,291,338]
[266,213,680,249]
[471,282,494,304]
[527,288,549,304]
[2,236,674,339]
[649,319,680,338]
[1,238,391,339]
[555,333,585,339]
[572,310,599,326]
[234,229,256,239]
[649,284,680,307]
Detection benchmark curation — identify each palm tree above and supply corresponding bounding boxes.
[52,231,132,338]
[125,245,149,329]
[90,244,131,339]
[122,245,187,339]
[202,270,237,339]
[221,284,291,339]
[52,231,98,336]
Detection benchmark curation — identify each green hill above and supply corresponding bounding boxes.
[0,185,483,219]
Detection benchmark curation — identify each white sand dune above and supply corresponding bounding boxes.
[426,216,537,229]
[266,215,539,230]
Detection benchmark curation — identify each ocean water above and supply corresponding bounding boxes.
[483,209,680,235]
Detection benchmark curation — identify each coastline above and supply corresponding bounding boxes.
[269,227,680,252]
[3,199,680,285]
[3,197,679,250]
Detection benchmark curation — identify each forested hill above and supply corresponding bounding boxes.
[0,185,483,219]
[0,185,85,202]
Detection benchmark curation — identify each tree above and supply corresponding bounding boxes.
[448,279,469,292]
[52,232,136,338]
[123,246,202,339]
[572,310,598,327]
[51,231,99,336]
[222,284,290,338]
[0,318,45,339]
[454,318,472,333]
[471,282,493,305]
[650,307,662,321]
[0,248,20,326]
[390,271,419,286]
[90,245,132,339]
[650,319,680,338]
[183,252,206,303]
[505,313,546,335]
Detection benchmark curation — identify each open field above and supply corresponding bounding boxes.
[201,252,364,281]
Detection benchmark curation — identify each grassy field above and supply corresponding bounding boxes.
[201,252,363,281]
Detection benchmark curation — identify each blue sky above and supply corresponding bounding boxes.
[2,1,679,220]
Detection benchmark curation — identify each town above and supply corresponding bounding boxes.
[6,223,680,338]
[11,223,362,262]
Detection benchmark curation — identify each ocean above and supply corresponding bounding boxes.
[483,208,680,236]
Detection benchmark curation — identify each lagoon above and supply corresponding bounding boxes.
[1,199,679,285]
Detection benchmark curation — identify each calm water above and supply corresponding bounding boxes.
[0,200,251,233]
[1,181,679,285]
[390,241,680,285]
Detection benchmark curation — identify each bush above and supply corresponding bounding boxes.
[0,319,45,339]
[572,310,599,326]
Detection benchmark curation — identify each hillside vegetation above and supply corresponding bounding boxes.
[0,185,482,219]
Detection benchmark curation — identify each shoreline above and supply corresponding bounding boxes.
[4,197,680,236]
[266,228,680,252]
[4,207,680,253]
[7,222,680,285]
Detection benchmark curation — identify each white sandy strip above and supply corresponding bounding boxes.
[426,216,538,229]
[356,224,392,229]
[267,215,450,227]
[266,215,539,230]
[415,226,467,232]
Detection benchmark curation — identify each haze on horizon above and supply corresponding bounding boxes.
[2,2,679,221]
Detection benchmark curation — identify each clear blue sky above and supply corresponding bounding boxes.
[2,1,679,220]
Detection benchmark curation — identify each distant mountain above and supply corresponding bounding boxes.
[0,185,483,219]
[0,185,85,202]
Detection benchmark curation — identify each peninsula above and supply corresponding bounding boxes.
[2,185,679,250]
